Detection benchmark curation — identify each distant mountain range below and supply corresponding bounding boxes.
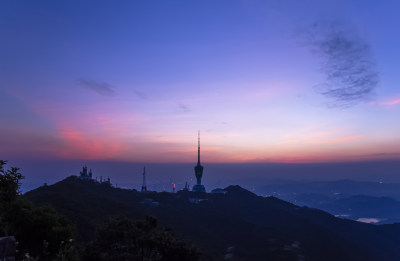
[25,176,400,261]
[256,180,400,199]
[256,180,400,224]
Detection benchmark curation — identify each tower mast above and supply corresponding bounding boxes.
[141,166,147,192]
[192,131,205,192]
[197,130,200,164]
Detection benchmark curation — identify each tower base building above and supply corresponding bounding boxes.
[192,184,206,192]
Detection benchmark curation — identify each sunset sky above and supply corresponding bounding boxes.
[1,0,400,166]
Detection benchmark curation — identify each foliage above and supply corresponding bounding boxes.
[56,239,78,261]
[84,216,200,261]
[0,160,78,261]
[0,160,23,236]
[0,160,23,206]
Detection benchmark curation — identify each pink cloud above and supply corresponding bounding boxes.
[55,126,130,160]
[372,96,400,107]
[384,98,400,106]
[311,134,363,145]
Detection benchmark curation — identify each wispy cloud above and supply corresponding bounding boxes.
[56,126,129,160]
[304,21,379,108]
[370,96,400,107]
[366,152,400,158]
[133,90,147,100]
[178,102,191,112]
[381,97,400,106]
[76,78,116,96]
[311,134,362,145]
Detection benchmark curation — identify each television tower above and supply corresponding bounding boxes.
[141,167,147,193]
[192,131,206,192]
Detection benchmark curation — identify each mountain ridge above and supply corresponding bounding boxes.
[24,176,400,261]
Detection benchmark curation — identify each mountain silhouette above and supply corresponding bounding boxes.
[25,176,400,261]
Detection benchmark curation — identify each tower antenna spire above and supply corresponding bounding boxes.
[198,130,200,164]
[192,131,205,192]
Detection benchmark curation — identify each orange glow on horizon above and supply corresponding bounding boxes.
[9,95,399,164]
[46,125,400,164]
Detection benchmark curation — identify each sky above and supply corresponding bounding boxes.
[1,1,400,188]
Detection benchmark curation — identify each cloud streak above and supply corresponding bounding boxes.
[76,78,116,96]
[382,97,400,106]
[370,96,400,107]
[305,21,379,107]
[133,90,147,100]
[56,126,129,160]
[311,134,362,145]
[178,102,191,112]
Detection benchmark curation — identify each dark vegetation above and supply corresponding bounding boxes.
[0,161,199,261]
[84,216,199,261]
[23,175,400,261]
[4,160,400,260]
[0,160,76,260]
[10,206,76,260]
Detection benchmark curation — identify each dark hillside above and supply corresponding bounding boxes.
[25,177,400,261]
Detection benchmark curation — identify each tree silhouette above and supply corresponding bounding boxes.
[84,216,200,261]
[0,160,77,261]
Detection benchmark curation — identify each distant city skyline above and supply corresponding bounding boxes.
[1,0,400,165]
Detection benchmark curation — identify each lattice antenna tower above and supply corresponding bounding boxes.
[141,166,147,192]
